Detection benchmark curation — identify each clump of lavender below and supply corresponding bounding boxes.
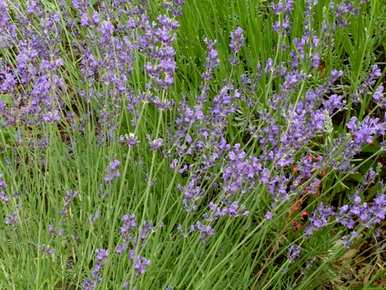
[0,2,65,127]
[163,0,185,17]
[117,213,137,251]
[304,170,386,244]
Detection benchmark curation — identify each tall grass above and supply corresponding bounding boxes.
[0,0,385,289]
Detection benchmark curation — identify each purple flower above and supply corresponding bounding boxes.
[99,21,114,43]
[104,159,121,182]
[330,69,343,83]
[40,244,55,256]
[179,179,202,211]
[324,94,345,113]
[194,221,215,240]
[120,213,137,240]
[199,38,220,96]
[305,203,334,236]
[129,250,151,274]
[229,27,245,64]
[287,244,301,262]
[229,27,245,54]
[0,191,9,203]
[115,243,128,255]
[336,205,355,229]
[347,116,385,145]
[355,65,382,102]
[373,85,385,108]
[342,231,358,248]
[141,14,179,89]
[5,211,18,225]
[311,53,320,69]
[149,138,163,151]
[82,279,97,290]
[120,133,139,147]
[264,211,273,220]
[61,190,78,216]
[95,248,108,263]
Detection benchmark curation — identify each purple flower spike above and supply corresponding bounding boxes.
[129,250,151,275]
[287,244,301,262]
[104,159,121,182]
[95,248,109,263]
[229,27,245,64]
[149,138,164,151]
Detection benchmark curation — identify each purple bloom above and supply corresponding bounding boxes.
[373,85,384,102]
[347,116,385,145]
[179,179,202,211]
[141,14,179,89]
[194,221,215,240]
[5,211,18,225]
[129,250,151,274]
[330,69,343,83]
[229,27,245,64]
[373,85,385,108]
[104,159,121,182]
[115,243,128,255]
[120,133,139,147]
[324,94,345,113]
[311,53,320,69]
[363,168,377,185]
[95,248,108,263]
[198,38,220,103]
[336,205,355,229]
[99,21,114,43]
[287,244,301,262]
[0,191,9,203]
[355,65,382,102]
[120,213,137,240]
[305,203,334,236]
[82,279,97,290]
[61,190,78,216]
[264,211,273,220]
[149,138,163,151]
[342,231,358,248]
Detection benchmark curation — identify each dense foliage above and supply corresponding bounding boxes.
[0,0,385,289]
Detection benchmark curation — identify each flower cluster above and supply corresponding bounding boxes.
[104,159,121,183]
[116,213,153,275]
[83,248,109,290]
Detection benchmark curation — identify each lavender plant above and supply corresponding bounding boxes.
[0,0,385,289]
